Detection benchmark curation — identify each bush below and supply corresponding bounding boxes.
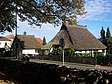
[105,54,112,66]
[97,55,104,65]
[96,53,112,66]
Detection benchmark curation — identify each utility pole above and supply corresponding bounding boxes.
[59,38,65,66]
[62,49,64,66]
[14,0,18,59]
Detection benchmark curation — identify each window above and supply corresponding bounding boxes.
[35,50,38,52]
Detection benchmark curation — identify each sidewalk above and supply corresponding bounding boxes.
[95,65,112,69]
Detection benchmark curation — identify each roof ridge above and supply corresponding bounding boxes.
[67,24,87,29]
[17,34,34,36]
[60,24,67,30]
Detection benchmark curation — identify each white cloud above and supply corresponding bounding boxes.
[78,0,112,22]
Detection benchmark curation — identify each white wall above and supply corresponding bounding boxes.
[22,49,39,55]
[0,41,11,48]
[75,50,91,53]
[50,47,53,53]
[75,49,106,57]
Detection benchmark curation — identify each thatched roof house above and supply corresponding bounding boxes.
[42,24,106,55]
[11,35,42,57]
[17,35,41,49]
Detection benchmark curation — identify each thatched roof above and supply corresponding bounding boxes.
[42,24,106,50]
[42,25,73,49]
[17,35,42,49]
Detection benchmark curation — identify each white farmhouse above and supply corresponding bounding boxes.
[42,24,107,56]
[11,35,42,57]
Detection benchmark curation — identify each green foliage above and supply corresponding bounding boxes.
[100,27,105,39]
[0,0,86,32]
[106,27,111,39]
[59,47,63,55]
[100,27,107,46]
[99,26,112,65]
[107,37,112,55]
[96,55,104,65]
[52,47,75,56]
[76,53,91,57]
[52,47,61,55]
[94,52,104,57]
[97,55,112,66]
[99,27,112,59]
[69,48,75,56]
[42,36,47,45]
[106,28,112,58]
[96,52,112,66]
[52,48,57,55]
[99,27,112,47]
[94,52,104,65]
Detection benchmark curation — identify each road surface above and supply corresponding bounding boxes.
[30,59,112,71]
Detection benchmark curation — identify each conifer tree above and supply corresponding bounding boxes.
[106,27,112,56]
[100,27,106,46]
[99,27,112,65]
[106,27,111,39]
[42,36,47,45]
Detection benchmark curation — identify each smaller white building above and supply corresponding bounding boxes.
[22,49,39,56]
[11,35,42,57]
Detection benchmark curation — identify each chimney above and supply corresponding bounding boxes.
[23,31,27,35]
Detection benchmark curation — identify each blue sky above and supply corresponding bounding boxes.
[1,0,112,42]
[78,0,112,38]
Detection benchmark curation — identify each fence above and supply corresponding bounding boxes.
[35,55,96,65]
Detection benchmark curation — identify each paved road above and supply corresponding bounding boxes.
[30,59,112,71]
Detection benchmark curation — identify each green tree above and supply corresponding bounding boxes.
[100,27,105,39]
[107,37,112,55]
[100,27,106,46]
[106,27,111,40]
[69,47,75,56]
[0,0,86,32]
[42,36,47,45]
[106,37,112,65]
[106,27,111,55]
[99,27,112,65]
